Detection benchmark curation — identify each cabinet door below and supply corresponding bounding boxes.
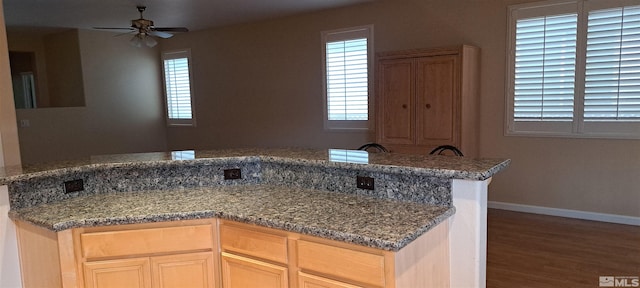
[377,59,415,145]
[151,252,215,288]
[415,55,459,146]
[298,272,362,288]
[221,252,288,288]
[83,258,151,288]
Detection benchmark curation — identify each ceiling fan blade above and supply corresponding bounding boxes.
[153,27,189,33]
[148,30,173,39]
[113,31,136,37]
[93,27,135,31]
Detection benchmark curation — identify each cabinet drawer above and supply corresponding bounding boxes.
[80,224,214,258]
[220,223,288,264]
[297,240,385,287]
[298,272,363,288]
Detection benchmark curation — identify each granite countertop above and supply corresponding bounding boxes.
[4,148,509,251]
[0,148,511,183]
[9,184,454,252]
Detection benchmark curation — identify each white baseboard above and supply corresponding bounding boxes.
[488,201,640,226]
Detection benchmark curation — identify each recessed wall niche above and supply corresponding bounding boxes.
[8,28,86,108]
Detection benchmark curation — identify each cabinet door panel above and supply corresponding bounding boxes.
[298,272,363,288]
[221,252,288,288]
[83,258,151,288]
[415,55,459,145]
[377,59,414,145]
[151,252,215,288]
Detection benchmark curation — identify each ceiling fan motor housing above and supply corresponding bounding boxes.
[132,19,154,31]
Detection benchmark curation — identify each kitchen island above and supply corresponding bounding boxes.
[1,148,509,288]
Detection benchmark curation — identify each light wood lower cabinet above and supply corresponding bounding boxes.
[15,218,449,288]
[77,221,217,288]
[296,239,385,287]
[80,253,216,288]
[14,219,218,288]
[219,221,290,288]
[219,219,450,288]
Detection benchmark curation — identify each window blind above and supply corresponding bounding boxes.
[163,57,193,120]
[171,150,195,160]
[328,149,369,164]
[584,5,640,121]
[514,13,578,121]
[326,38,368,121]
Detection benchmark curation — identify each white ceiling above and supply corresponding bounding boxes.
[3,0,374,32]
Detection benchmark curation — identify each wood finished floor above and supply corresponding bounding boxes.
[487,209,640,288]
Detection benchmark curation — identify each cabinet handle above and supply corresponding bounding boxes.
[425,104,432,109]
[402,104,407,109]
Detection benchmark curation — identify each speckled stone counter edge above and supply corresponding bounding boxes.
[215,207,456,251]
[0,150,511,184]
[8,203,455,252]
[4,149,509,251]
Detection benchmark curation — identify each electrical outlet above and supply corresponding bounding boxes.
[224,168,242,180]
[356,176,375,190]
[64,179,84,193]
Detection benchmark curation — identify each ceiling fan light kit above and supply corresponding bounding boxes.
[94,6,189,48]
[130,33,157,48]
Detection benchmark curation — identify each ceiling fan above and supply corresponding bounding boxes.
[94,6,189,48]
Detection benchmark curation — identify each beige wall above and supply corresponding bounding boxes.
[7,28,87,109]
[43,29,85,107]
[15,29,168,163]
[160,9,374,150]
[0,4,22,284]
[163,0,639,217]
[0,0,21,167]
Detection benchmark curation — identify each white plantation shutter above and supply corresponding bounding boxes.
[162,50,195,126]
[328,149,369,164]
[584,5,640,120]
[514,13,577,121]
[507,0,640,138]
[164,58,192,119]
[326,38,368,121]
[322,25,373,130]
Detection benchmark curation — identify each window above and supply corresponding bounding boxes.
[328,149,369,164]
[162,49,195,126]
[171,150,195,160]
[322,25,373,130]
[506,0,640,138]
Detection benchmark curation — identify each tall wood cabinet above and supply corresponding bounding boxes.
[376,45,479,157]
